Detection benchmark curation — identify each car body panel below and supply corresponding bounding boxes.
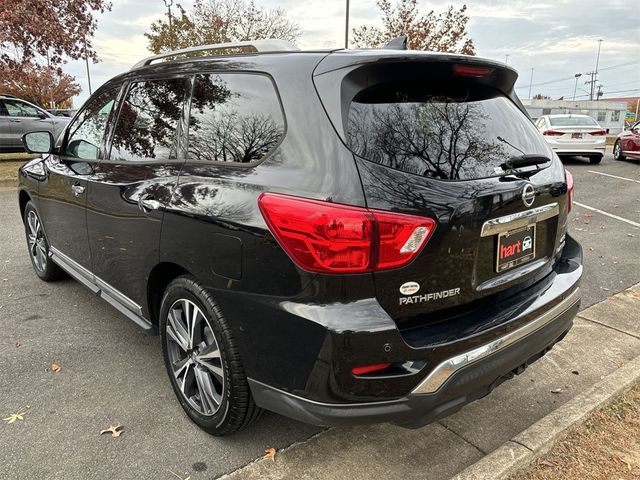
[617,121,640,159]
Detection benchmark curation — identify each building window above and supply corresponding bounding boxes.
[542,108,551,115]
[611,110,621,122]
[597,111,607,122]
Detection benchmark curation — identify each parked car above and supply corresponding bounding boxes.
[614,121,640,161]
[535,114,607,164]
[17,39,583,436]
[47,108,79,118]
[0,94,70,152]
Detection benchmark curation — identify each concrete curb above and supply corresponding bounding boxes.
[451,353,640,480]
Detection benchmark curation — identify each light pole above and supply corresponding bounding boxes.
[345,0,350,49]
[528,68,534,99]
[504,54,509,64]
[84,39,92,96]
[572,73,582,101]
[163,0,174,50]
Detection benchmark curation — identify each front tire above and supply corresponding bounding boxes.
[23,201,64,281]
[589,154,603,164]
[613,140,625,161]
[160,275,262,436]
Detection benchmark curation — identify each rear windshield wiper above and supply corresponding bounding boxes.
[501,154,551,171]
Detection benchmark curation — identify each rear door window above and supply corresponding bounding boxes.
[346,81,551,180]
[187,73,284,164]
[110,78,188,162]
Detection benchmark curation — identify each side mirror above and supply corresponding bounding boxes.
[22,131,53,154]
[37,111,48,120]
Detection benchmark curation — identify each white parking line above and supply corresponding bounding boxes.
[587,170,640,184]
[573,201,640,228]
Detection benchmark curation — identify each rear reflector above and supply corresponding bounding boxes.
[351,363,392,376]
[258,193,436,274]
[589,130,607,136]
[565,169,574,213]
[452,64,493,77]
[543,130,564,136]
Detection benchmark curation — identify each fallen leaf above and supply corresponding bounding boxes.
[630,292,640,301]
[550,388,562,394]
[263,447,277,461]
[538,459,557,467]
[100,424,124,437]
[51,364,61,373]
[15,341,20,348]
[571,370,579,375]
[3,412,25,424]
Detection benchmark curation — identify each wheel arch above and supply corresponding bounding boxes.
[18,189,32,221]
[146,262,191,326]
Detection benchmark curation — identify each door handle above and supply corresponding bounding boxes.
[138,193,161,213]
[71,183,85,196]
[9,119,22,123]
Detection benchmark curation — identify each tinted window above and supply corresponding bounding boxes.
[64,88,119,160]
[4,99,41,117]
[347,81,551,180]
[110,78,188,162]
[188,74,284,163]
[549,116,598,126]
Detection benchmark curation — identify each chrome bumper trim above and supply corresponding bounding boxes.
[481,203,559,237]
[411,287,580,395]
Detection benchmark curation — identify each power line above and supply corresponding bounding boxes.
[515,60,640,90]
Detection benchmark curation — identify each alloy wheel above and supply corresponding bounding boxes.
[165,298,224,416]
[26,210,48,272]
[614,142,620,159]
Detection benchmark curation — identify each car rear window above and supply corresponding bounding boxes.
[346,81,551,181]
[549,116,597,127]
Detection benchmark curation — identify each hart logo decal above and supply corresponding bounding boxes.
[399,281,420,295]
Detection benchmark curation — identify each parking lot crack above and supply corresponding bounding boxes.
[510,438,534,452]
[577,315,640,340]
[437,421,488,455]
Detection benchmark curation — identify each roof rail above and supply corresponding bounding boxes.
[131,39,299,70]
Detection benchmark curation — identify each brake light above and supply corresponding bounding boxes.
[543,130,564,136]
[452,64,493,77]
[589,130,607,136]
[565,169,574,213]
[258,193,436,274]
[352,363,392,376]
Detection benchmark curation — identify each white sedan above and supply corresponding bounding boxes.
[535,114,607,164]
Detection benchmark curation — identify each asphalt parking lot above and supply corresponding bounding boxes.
[1,148,639,480]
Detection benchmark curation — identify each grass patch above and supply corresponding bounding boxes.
[0,152,38,161]
[513,381,640,480]
[0,160,26,184]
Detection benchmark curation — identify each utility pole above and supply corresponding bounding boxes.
[596,84,604,101]
[345,0,350,49]
[84,39,92,96]
[164,0,174,50]
[572,73,582,101]
[585,71,597,100]
[528,68,534,99]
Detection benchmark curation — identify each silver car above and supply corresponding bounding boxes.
[535,114,607,164]
[0,95,70,152]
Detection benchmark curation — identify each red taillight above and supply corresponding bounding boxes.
[565,169,574,213]
[452,64,493,77]
[258,193,436,274]
[589,130,607,136]
[543,130,564,136]
[351,363,392,376]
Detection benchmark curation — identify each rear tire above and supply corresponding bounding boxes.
[589,154,603,164]
[613,140,625,161]
[23,201,65,281]
[160,275,262,436]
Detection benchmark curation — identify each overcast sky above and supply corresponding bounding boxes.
[65,0,640,106]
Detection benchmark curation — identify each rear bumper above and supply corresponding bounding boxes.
[249,287,579,427]
[248,236,583,427]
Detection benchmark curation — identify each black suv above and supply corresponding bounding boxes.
[18,39,582,436]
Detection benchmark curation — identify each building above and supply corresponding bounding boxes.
[522,99,627,134]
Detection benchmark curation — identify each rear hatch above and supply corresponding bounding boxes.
[313,52,570,324]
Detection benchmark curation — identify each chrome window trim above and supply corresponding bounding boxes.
[411,287,580,395]
[481,203,559,237]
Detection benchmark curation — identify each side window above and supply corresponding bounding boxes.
[0,100,8,116]
[64,87,119,160]
[4,99,41,117]
[188,73,285,163]
[110,78,188,162]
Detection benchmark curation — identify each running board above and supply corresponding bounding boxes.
[49,247,153,331]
